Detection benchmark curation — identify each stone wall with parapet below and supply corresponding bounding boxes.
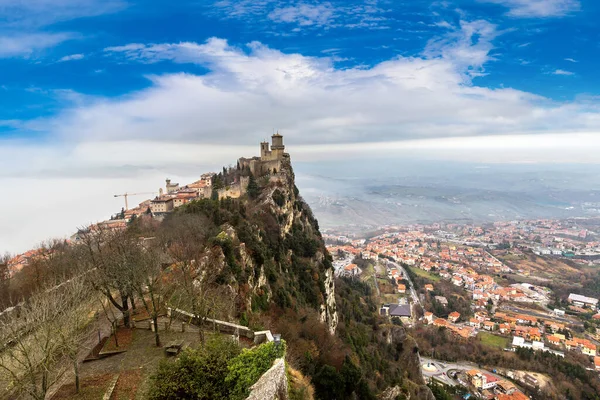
[167,307,254,338]
[167,307,277,344]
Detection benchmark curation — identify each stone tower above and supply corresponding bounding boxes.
[271,132,285,159]
[260,141,270,159]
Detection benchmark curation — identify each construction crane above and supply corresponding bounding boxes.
[114,192,156,210]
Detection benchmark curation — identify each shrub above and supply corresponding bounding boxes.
[272,189,286,207]
[225,340,286,400]
[247,175,260,199]
[148,336,240,400]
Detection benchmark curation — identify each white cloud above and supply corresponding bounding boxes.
[0,0,125,59]
[433,20,453,29]
[423,20,498,78]
[479,0,580,18]
[268,3,335,27]
[58,53,84,62]
[209,0,388,31]
[552,69,575,76]
[0,0,126,28]
[0,32,73,57]
[565,58,578,63]
[68,26,600,148]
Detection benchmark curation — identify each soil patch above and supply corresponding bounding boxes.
[52,373,115,400]
[102,328,134,353]
[110,369,142,400]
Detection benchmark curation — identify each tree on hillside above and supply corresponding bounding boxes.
[132,240,170,347]
[0,277,91,400]
[78,227,138,327]
[247,175,259,199]
[0,253,10,308]
[159,214,225,343]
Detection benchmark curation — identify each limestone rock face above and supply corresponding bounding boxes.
[246,358,288,400]
[378,386,403,400]
[320,267,338,335]
[254,158,338,334]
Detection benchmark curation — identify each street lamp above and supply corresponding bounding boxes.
[273,333,282,353]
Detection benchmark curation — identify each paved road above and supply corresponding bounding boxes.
[387,261,421,307]
[420,356,504,387]
[499,304,583,327]
[372,274,381,297]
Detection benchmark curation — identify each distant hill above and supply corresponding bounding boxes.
[296,161,600,230]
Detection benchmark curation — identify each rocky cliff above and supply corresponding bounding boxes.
[177,157,338,335]
[174,157,431,399]
[251,158,338,335]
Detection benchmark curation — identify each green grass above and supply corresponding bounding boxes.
[477,332,509,349]
[360,264,375,283]
[409,267,440,282]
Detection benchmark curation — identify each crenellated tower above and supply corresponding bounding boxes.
[260,141,271,159]
[270,132,285,159]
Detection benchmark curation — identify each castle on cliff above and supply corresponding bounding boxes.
[141,134,289,215]
[238,132,289,176]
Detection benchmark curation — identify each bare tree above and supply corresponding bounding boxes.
[132,241,171,347]
[0,276,90,400]
[159,214,218,343]
[0,253,10,309]
[78,226,138,327]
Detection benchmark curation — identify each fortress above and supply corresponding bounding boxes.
[238,133,289,176]
[144,134,290,215]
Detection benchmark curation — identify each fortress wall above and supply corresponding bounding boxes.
[218,183,243,199]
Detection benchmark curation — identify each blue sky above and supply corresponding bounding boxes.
[1,0,598,129]
[2,0,600,252]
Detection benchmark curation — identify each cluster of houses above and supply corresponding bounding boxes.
[326,222,600,379]
[424,310,476,339]
[387,267,407,293]
[325,217,600,273]
[464,369,528,400]
[5,248,46,277]
[492,311,598,357]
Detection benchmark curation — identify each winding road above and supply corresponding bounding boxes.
[387,260,421,307]
[420,356,504,388]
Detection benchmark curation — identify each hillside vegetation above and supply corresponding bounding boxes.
[0,159,432,399]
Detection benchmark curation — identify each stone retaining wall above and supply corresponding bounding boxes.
[246,358,288,400]
[167,307,261,340]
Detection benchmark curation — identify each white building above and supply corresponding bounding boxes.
[568,293,599,310]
